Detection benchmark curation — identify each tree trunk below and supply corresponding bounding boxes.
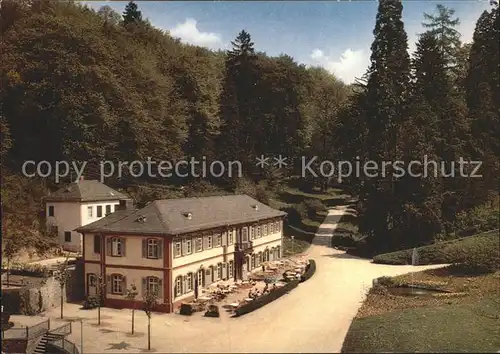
[6,259,10,287]
[131,307,135,334]
[60,287,64,319]
[147,317,151,350]
[98,305,101,325]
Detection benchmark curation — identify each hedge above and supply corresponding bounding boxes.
[372,231,499,271]
[2,263,52,278]
[234,280,300,317]
[300,260,316,282]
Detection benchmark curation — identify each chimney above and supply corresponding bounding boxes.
[117,199,134,211]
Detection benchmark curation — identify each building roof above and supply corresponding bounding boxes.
[44,180,129,202]
[76,194,286,236]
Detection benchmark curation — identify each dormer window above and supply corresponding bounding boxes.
[136,215,147,223]
[252,205,258,211]
[183,212,192,220]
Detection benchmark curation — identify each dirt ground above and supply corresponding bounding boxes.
[8,207,445,353]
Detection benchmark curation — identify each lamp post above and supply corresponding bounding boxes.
[291,236,295,254]
[80,318,84,354]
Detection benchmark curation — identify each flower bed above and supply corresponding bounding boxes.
[233,279,300,317]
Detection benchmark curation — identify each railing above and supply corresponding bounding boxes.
[236,241,253,253]
[2,319,50,339]
[47,338,79,354]
[27,319,50,338]
[49,322,72,336]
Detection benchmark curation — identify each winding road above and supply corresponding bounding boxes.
[12,205,444,353]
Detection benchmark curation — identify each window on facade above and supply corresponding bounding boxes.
[186,273,193,291]
[147,239,159,258]
[93,235,101,253]
[175,276,182,296]
[263,224,268,236]
[48,206,54,217]
[250,226,254,240]
[257,226,261,238]
[146,276,160,296]
[197,269,203,287]
[175,242,182,257]
[215,234,222,247]
[228,230,234,245]
[64,231,71,242]
[270,222,274,234]
[207,236,213,249]
[97,205,103,217]
[111,238,123,256]
[217,263,223,279]
[88,273,97,287]
[105,205,111,215]
[87,206,93,218]
[111,274,123,294]
[196,238,203,252]
[242,228,248,242]
[228,261,234,278]
[186,239,192,254]
[278,221,282,232]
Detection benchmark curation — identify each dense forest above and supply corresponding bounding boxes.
[1,0,498,255]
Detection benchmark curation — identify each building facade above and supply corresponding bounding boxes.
[77,195,286,313]
[44,178,130,252]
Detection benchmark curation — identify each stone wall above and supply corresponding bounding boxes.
[2,339,28,353]
[3,264,85,315]
[21,276,66,315]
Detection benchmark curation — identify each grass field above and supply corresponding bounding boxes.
[342,266,500,353]
[372,230,499,266]
[342,296,500,353]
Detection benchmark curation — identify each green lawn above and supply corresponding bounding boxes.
[373,230,500,266]
[282,236,311,256]
[342,266,500,353]
[342,295,500,353]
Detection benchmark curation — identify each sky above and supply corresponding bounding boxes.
[80,0,492,84]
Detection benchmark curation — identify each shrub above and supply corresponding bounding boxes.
[303,198,326,219]
[453,197,499,235]
[445,236,500,274]
[179,303,194,316]
[331,235,357,248]
[82,296,100,309]
[375,276,395,287]
[281,203,308,226]
[204,304,220,318]
[300,260,316,282]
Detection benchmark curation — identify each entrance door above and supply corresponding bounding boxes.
[87,273,97,297]
[197,269,204,288]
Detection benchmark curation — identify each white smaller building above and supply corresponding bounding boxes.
[44,177,130,253]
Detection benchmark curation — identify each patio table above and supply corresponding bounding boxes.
[229,302,239,307]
